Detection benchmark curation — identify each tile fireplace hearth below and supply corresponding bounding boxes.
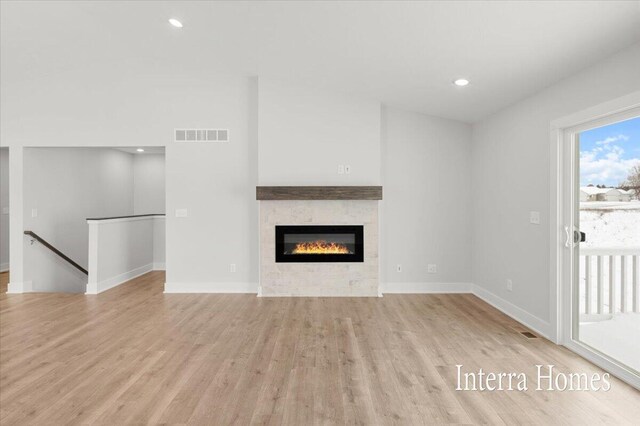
[257,186,382,297]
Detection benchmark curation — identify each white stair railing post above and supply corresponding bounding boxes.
[585,255,592,314]
[621,256,627,313]
[597,256,604,314]
[609,255,616,314]
[633,255,639,313]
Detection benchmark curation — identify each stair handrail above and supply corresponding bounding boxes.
[24,230,88,275]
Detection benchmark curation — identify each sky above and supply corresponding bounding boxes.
[579,116,640,187]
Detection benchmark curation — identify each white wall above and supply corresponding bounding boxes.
[133,154,165,215]
[87,216,164,294]
[0,147,8,272]
[471,42,640,338]
[165,75,258,291]
[4,72,389,294]
[381,107,472,291]
[258,78,381,185]
[23,148,135,292]
[1,64,260,291]
[5,40,637,306]
[153,217,165,268]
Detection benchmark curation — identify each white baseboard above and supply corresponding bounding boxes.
[7,281,33,293]
[165,281,470,295]
[382,282,473,294]
[86,263,153,295]
[164,282,258,293]
[152,262,166,271]
[471,284,551,340]
[0,263,8,273]
[259,291,380,297]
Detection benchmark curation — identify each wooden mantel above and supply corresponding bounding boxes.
[256,186,383,200]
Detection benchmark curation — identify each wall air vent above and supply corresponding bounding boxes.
[174,129,229,142]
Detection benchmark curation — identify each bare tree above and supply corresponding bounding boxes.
[622,164,640,198]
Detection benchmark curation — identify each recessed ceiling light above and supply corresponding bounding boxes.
[453,78,470,87]
[168,18,183,28]
[136,148,145,152]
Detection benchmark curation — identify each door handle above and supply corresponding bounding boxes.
[565,227,585,247]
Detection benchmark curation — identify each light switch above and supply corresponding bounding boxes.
[529,211,540,225]
[175,209,188,218]
[344,165,351,174]
[31,208,38,218]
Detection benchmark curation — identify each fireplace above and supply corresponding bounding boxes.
[275,225,364,263]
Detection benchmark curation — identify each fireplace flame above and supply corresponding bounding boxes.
[292,240,351,254]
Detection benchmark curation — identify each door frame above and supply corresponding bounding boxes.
[550,91,640,390]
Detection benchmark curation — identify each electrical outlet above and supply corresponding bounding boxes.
[529,211,540,225]
[396,264,402,273]
[31,208,38,218]
[337,165,345,174]
[230,263,236,273]
[427,264,437,273]
[506,279,513,291]
[344,165,351,174]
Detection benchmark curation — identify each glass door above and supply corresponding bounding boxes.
[572,113,640,375]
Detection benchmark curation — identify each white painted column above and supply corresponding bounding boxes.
[86,221,99,294]
[7,146,26,293]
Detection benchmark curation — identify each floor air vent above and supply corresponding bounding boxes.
[520,331,538,339]
[175,129,229,142]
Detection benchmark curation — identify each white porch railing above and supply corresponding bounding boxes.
[579,248,640,314]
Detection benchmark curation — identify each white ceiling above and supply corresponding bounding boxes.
[2,1,639,123]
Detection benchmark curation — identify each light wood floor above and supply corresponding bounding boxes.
[1,271,639,425]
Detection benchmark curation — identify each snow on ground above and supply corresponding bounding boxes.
[579,201,640,247]
[580,313,640,372]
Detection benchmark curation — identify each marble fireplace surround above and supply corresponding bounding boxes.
[256,186,382,297]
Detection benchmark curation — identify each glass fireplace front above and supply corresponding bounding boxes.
[275,225,364,263]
